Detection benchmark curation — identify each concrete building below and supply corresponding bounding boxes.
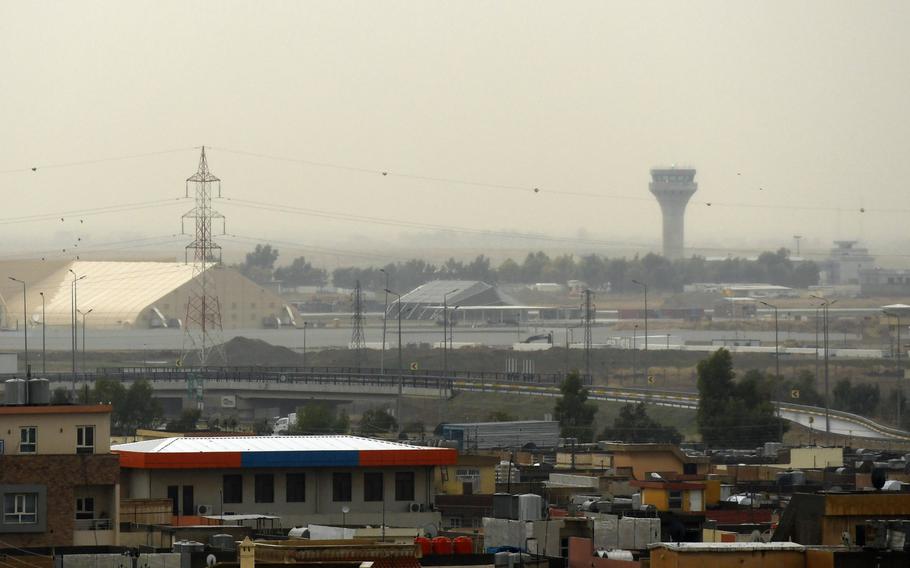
[649,166,697,260]
[860,268,910,296]
[821,241,875,285]
[0,260,299,330]
[393,280,518,322]
[602,443,710,480]
[0,402,119,547]
[113,435,456,527]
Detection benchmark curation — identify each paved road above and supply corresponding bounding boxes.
[452,381,910,442]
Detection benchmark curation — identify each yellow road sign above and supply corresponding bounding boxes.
[791,389,800,399]
[409,362,419,371]
[647,376,655,385]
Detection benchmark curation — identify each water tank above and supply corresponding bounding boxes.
[517,494,542,521]
[27,379,50,405]
[287,527,309,538]
[432,537,453,555]
[173,541,205,553]
[210,534,235,551]
[606,550,634,561]
[453,536,473,555]
[4,379,26,405]
[415,536,433,556]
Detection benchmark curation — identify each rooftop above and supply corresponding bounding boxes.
[113,435,458,469]
[651,542,805,552]
[0,404,111,415]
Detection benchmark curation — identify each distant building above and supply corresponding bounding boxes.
[393,280,518,322]
[440,420,560,451]
[0,259,299,330]
[821,240,875,285]
[649,166,698,260]
[860,268,910,296]
[0,399,118,547]
[113,435,456,527]
[684,282,798,298]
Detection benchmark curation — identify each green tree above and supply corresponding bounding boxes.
[290,403,349,434]
[360,408,398,434]
[697,350,786,447]
[167,408,202,432]
[274,256,328,287]
[554,371,597,443]
[51,387,71,404]
[241,244,279,283]
[120,380,163,433]
[601,402,682,444]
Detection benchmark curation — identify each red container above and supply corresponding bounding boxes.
[432,536,453,555]
[415,536,433,556]
[453,536,473,555]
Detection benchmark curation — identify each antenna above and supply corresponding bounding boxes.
[582,289,595,380]
[351,280,366,367]
[180,147,227,376]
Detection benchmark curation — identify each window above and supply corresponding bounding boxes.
[286,473,306,503]
[76,426,95,454]
[76,497,94,520]
[668,490,682,509]
[254,474,274,503]
[364,472,384,502]
[167,486,179,515]
[332,472,352,502]
[223,475,243,504]
[4,494,37,524]
[395,472,415,501]
[19,427,36,453]
[683,463,697,475]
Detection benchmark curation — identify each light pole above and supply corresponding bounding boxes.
[759,301,782,442]
[443,289,458,378]
[632,280,648,380]
[380,269,389,374]
[811,295,836,434]
[39,292,45,374]
[8,277,27,374]
[884,309,903,426]
[78,308,92,371]
[302,321,308,367]
[385,289,403,435]
[69,270,86,379]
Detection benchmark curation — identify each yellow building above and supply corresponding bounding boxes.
[650,542,806,568]
[436,454,499,495]
[602,443,710,480]
[633,480,706,512]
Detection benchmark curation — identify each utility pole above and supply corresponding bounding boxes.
[884,309,904,426]
[181,147,226,370]
[386,289,403,435]
[8,277,27,375]
[793,235,803,257]
[351,280,366,368]
[69,270,85,383]
[443,289,458,378]
[582,290,594,381]
[78,308,92,371]
[380,269,389,374]
[302,321,308,367]
[812,295,836,434]
[39,292,45,374]
[632,280,648,381]
[760,301,782,442]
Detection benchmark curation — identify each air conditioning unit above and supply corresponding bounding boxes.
[195,504,215,516]
[409,503,421,513]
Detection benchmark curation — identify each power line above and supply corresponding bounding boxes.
[0,147,198,175]
[0,198,189,227]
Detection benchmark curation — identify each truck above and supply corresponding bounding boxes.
[273,412,297,434]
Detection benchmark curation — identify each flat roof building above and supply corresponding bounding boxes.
[113,435,457,527]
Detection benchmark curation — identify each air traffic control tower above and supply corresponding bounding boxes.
[649,166,697,260]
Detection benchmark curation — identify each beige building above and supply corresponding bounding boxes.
[0,259,298,330]
[0,402,119,547]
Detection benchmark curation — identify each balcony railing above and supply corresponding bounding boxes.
[74,518,112,531]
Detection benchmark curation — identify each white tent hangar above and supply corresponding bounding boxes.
[0,260,299,329]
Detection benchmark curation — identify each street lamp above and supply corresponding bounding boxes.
[883,308,904,426]
[379,269,389,375]
[69,270,86,379]
[341,505,350,537]
[77,308,93,371]
[811,295,836,434]
[759,300,783,441]
[302,321,308,367]
[385,288,403,435]
[632,280,648,380]
[38,292,46,374]
[8,277,27,374]
[443,288,458,378]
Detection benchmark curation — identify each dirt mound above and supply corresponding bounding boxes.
[217,337,303,366]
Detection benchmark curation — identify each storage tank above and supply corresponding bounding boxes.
[517,494,542,521]
[27,379,50,405]
[453,536,473,555]
[494,551,510,567]
[431,537,453,555]
[606,550,634,561]
[415,536,432,556]
[4,379,26,405]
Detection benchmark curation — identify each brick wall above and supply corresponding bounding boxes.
[0,454,118,547]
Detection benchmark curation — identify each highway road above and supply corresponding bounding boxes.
[451,380,910,442]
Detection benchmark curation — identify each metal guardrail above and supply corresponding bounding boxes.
[74,518,112,530]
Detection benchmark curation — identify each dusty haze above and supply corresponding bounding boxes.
[1,1,909,269]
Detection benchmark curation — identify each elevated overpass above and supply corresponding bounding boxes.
[45,366,910,442]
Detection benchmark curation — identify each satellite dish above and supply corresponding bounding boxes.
[871,468,887,490]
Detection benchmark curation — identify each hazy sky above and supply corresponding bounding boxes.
[2,1,909,268]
